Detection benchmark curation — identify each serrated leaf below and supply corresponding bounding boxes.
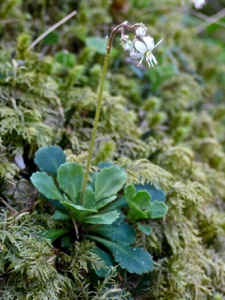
[90,221,136,245]
[95,166,127,201]
[126,186,149,221]
[84,211,119,225]
[133,190,152,209]
[60,201,97,222]
[138,224,152,235]
[126,186,167,221]
[31,172,65,201]
[89,236,153,274]
[127,201,148,221]
[135,183,166,202]
[40,228,70,242]
[34,146,66,175]
[98,161,114,169]
[57,162,84,203]
[147,201,168,219]
[91,246,114,278]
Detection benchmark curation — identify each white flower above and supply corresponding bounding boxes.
[122,39,134,52]
[130,36,163,67]
[135,25,147,37]
[191,0,206,9]
[120,34,134,52]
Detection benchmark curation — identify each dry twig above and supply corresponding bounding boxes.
[28,10,77,51]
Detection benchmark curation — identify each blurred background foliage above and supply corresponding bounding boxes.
[1,0,225,299]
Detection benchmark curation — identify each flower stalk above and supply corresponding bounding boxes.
[80,23,130,203]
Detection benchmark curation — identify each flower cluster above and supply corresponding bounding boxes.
[120,23,163,68]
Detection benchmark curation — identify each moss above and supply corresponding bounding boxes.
[0,0,225,299]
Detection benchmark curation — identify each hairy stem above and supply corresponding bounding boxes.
[80,43,111,203]
[80,23,136,203]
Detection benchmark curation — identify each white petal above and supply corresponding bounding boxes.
[142,36,154,51]
[130,51,143,59]
[134,40,147,53]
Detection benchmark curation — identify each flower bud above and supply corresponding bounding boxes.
[122,40,133,52]
[135,25,147,37]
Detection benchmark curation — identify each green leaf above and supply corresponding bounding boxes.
[43,31,59,45]
[100,196,128,213]
[40,228,70,242]
[53,210,70,220]
[57,162,84,203]
[31,172,65,202]
[82,186,96,209]
[90,222,136,245]
[61,235,73,247]
[126,186,150,221]
[125,185,167,221]
[127,201,148,221]
[60,201,97,222]
[85,37,107,54]
[54,50,76,68]
[84,211,119,225]
[95,166,127,201]
[34,146,66,175]
[93,195,117,210]
[91,246,114,278]
[135,183,166,202]
[206,17,225,34]
[111,212,126,225]
[47,199,67,212]
[98,162,115,169]
[147,201,168,219]
[125,185,136,203]
[89,236,153,274]
[138,224,152,235]
[133,190,152,210]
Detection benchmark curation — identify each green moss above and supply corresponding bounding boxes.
[1,0,225,298]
